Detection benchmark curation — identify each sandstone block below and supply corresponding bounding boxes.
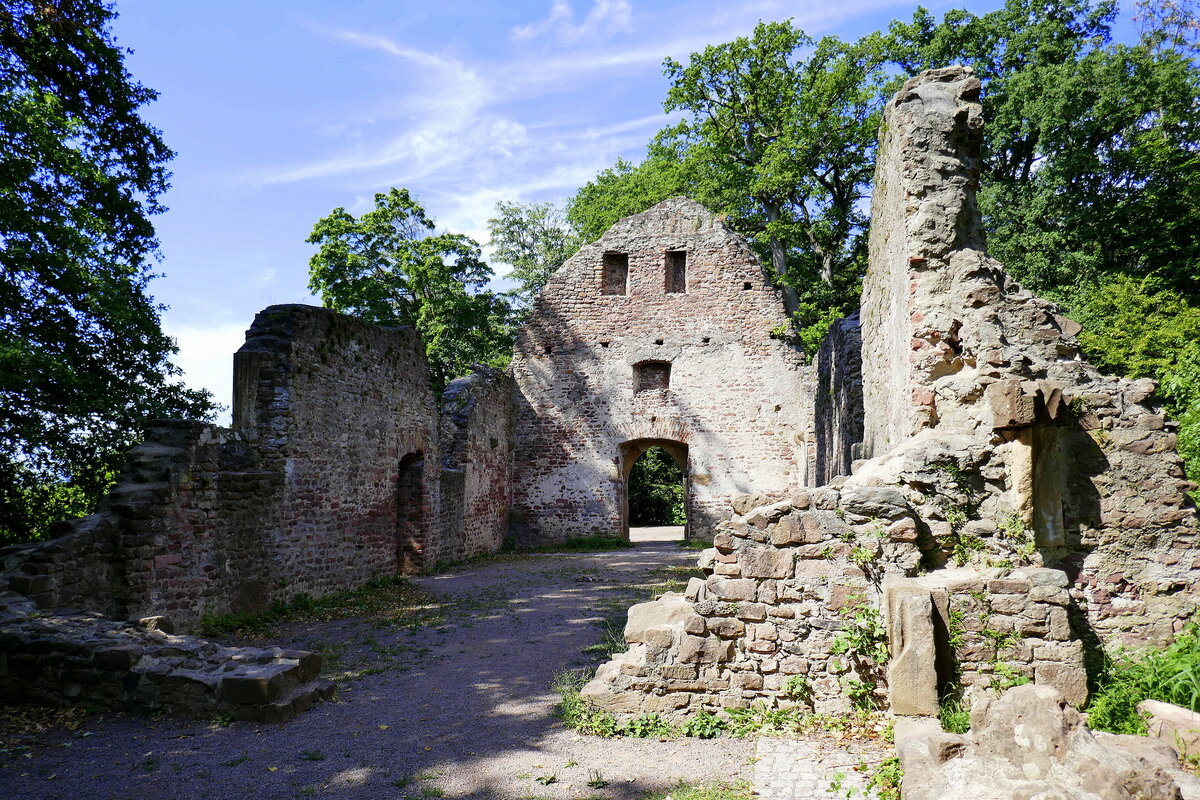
[1140,699,1200,759]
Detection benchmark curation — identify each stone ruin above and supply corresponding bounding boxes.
[580,67,1200,719]
[1,66,1197,726]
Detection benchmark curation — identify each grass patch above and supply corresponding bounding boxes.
[201,575,444,636]
[1088,621,1200,735]
[503,535,634,554]
[637,781,754,800]
[938,697,971,734]
[677,538,710,550]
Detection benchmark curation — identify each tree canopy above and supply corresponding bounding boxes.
[307,188,514,394]
[486,200,580,306]
[0,0,213,544]
[554,0,1200,490]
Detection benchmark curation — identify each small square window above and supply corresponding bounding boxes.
[635,361,671,392]
[602,252,628,295]
[665,251,686,293]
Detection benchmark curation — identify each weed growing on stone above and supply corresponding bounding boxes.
[623,713,674,738]
[1088,620,1200,735]
[586,769,608,788]
[680,710,725,738]
[939,697,971,734]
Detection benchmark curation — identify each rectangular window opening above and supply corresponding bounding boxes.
[601,252,629,296]
[665,251,687,294]
[635,361,671,392]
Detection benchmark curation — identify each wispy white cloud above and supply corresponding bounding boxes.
[163,320,249,425]
[513,0,634,44]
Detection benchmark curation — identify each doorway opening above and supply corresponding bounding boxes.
[620,439,688,543]
[397,451,425,572]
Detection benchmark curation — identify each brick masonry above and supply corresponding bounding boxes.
[510,197,810,543]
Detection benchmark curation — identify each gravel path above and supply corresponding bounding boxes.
[0,543,755,800]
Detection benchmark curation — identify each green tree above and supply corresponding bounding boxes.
[307,188,514,393]
[628,447,685,526]
[661,23,887,297]
[565,154,690,244]
[486,200,580,305]
[570,22,889,345]
[0,0,214,544]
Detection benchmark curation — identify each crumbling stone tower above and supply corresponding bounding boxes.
[509,198,809,543]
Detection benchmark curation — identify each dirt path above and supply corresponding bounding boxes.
[0,543,753,800]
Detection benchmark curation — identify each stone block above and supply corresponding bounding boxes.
[1140,699,1200,759]
[708,578,757,602]
[883,580,939,716]
[677,636,734,663]
[739,546,793,579]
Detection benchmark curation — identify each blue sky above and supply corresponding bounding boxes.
[111,0,1130,419]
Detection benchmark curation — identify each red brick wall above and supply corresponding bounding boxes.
[510,198,810,543]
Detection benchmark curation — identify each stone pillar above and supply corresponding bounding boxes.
[884,580,940,716]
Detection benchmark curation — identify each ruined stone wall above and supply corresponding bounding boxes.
[855,66,1199,646]
[510,198,809,543]
[434,366,514,563]
[582,66,1198,720]
[233,305,440,592]
[1,305,444,632]
[810,314,864,486]
[582,492,1087,718]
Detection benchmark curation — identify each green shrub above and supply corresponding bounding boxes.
[681,710,725,739]
[1088,621,1200,735]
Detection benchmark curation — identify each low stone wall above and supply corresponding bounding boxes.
[582,491,1088,719]
[0,593,332,722]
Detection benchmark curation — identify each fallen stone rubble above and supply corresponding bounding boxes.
[0,592,332,722]
[898,683,1200,800]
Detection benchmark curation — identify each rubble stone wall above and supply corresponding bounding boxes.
[0,592,332,722]
[510,198,810,543]
[0,305,445,633]
[435,366,514,563]
[582,66,1198,720]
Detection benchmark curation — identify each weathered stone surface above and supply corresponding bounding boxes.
[901,684,1184,800]
[883,581,939,716]
[1141,699,1200,759]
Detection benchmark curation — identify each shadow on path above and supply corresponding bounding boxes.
[0,543,752,800]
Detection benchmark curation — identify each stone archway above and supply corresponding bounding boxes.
[618,438,689,541]
[396,450,426,573]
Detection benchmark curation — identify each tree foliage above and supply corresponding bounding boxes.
[566,155,689,244]
[628,447,685,526]
[486,200,580,305]
[307,188,514,394]
[0,0,213,544]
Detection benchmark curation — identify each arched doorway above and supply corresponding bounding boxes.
[619,438,688,542]
[397,451,426,572]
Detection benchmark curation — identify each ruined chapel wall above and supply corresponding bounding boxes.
[434,367,514,564]
[510,198,809,543]
[233,304,440,589]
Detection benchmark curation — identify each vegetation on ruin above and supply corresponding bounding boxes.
[0,0,215,544]
[1088,619,1200,734]
[200,575,442,637]
[628,446,687,526]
